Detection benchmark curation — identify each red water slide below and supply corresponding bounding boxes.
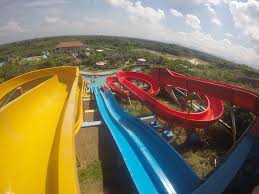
[106,76,129,98]
[150,67,259,135]
[107,68,259,131]
[106,72,160,98]
[109,71,223,128]
[150,68,259,115]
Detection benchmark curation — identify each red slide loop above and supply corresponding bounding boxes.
[107,67,259,134]
[107,70,224,128]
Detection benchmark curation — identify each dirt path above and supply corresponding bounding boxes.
[76,127,100,167]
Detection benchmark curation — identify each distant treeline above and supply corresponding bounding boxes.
[0,35,258,91]
[0,35,242,67]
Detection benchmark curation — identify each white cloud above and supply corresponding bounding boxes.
[229,0,259,52]
[106,0,165,25]
[224,32,233,38]
[0,21,25,35]
[205,3,223,26]
[222,38,232,45]
[205,3,216,14]
[193,0,229,6]
[24,0,72,7]
[44,17,61,24]
[83,17,114,24]
[212,18,223,26]
[170,9,183,17]
[185,14,201,31]
[172,31,259,68]
[169,9,202,31]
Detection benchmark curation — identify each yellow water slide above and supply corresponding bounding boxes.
[0,67,85,194]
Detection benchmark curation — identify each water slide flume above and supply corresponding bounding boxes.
[151,67,259,136]
[106,72,160,98]
[94,87,201,194]
[151,68,259,115]
[0,67,85,194]
[108,70,224,128]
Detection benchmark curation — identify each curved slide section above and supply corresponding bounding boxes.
[151,67,259,136]
[106,71,160,98]
[151,67,259,115]
[0,67,85,194]
[95,87,201,194]
[106,76,129,98]
[115,71,224,128]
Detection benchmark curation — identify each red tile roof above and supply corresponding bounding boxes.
[56,41,85,48]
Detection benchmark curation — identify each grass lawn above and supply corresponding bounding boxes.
[78,160,103,184]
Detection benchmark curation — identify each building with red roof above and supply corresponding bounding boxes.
[55,41,87,53]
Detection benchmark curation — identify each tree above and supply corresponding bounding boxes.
[0,63,19,81]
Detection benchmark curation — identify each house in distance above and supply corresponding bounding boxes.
[55,41,87,53]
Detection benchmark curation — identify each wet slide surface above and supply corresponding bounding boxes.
[0,67,85,194]
[95,87,201,194]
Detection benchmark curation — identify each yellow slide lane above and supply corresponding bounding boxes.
[0,67,85,194]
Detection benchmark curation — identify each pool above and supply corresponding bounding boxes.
[23,56,42,61]
[130,66,143,71]
[83,67,142,89]
[84,73,115,88]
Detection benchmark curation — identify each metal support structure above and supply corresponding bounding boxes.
[230,105,237,144]
[165,87,182,107]
[175,88,195,111]
[170,127,183,144]
[76,155,81,167]
[128,96,132,107]
[140,104,144,116]
[175,88,187,97]
[175,87,233,132]
[196,93,205,107]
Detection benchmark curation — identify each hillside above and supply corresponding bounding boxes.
[0,35,258,92]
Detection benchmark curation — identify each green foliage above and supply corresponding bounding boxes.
[0,63,19,81]
[78,160,103,184]
[83,55,96,66]
[162,59,194,76]
[38,61,55,68]
[0,35,258,92]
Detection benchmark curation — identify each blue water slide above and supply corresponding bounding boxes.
[95,87,201,194]
[94,87,159,194]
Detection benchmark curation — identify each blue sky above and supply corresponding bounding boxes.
[0,0,259,69]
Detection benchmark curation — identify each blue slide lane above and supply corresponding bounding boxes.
[94,87,159,194]
[94,87,201,194]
